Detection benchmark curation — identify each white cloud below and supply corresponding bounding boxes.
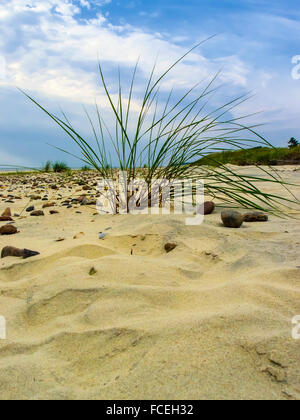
[0,0,249,107]
[0,0,299,167]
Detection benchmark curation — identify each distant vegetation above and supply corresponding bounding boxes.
[42,160,52,172]
[81,165,92,171]
[288,137,299,149]
[52,161,70,173]
[198,145,300,167]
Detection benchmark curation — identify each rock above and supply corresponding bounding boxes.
[56,237,65,242]
[42,202,55,208]
[80,197,89,205]
[1,246,40,259]
[50,210,59,215]
[243,212,269,222]
[73,232,85,239]
[30,210,44,216]
[99,232,107,240]
[26,206,35,212]
[0,216,13,222]
[89,267,97,276]
[202,201,215,215]
[164,243,177,253]
[0,225,18,235]
[221,211,244,228]
[1,208,11,217]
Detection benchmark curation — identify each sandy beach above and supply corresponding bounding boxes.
[0,166,299,400]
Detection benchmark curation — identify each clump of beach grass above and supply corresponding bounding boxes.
[21,40,300,216]
[52,161,70,173]
[42,160,52,172]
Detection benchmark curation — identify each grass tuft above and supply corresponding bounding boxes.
[20,41,300,215]
[52,161,70,173]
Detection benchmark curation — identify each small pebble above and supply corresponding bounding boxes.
[1,246,40,259]
[243,211,269,222]
[0,225,18,235]
[164,243,177,253]
[221,211,244,228]
[30,210,44,216]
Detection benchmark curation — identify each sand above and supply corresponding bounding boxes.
[0,166,299,400]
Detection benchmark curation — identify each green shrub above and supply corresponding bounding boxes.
[198,146,300,166]
[52,161,69,173]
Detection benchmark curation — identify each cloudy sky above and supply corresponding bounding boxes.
[0,0,299,167]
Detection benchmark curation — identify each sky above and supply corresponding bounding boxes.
[0,0,299,168]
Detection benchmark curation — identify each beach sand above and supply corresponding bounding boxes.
[0,166,299,400]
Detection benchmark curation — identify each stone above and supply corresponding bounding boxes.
[243,211,269,222]
[164,243,177,253]
[1,246,40,259]
[56,238,65,242]
[50,210,59,215]
[30,210,44,216]
[42,202,55,208]
[73,232,85,239]
[26,206,35,212]
[1,208,11,217]
[0,216,13,222]
[89,267,97,276]
[202,201,215,215]
[221,211,244,228]
[0,225,18,235]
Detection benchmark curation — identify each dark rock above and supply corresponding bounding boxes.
[23,249,40,259]
[1,246,40,259]
[200,201,215,215]
[0,216,13,222]
[221,211,244,228]
[0,225,18,235]
[243,212,269,222]
[89,267,97,276]
[164,243,177,253]
[30,210,44,216]
[50,210,59,215]
[26,206,35,212]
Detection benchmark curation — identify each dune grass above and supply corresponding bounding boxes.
[52,161,70,173]
[42,160,52,172]
[198,146,300,166]
[20,41,300,215]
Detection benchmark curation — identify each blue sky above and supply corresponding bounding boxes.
[0,0,299,167]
